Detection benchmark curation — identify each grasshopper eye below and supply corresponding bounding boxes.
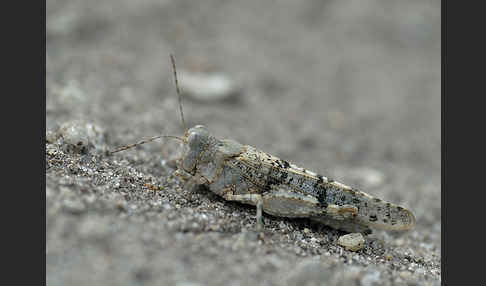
[187,130,204,148]
[187,125,210,148]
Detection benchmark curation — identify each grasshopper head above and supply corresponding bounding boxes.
[186,125,212,150]
[181,125,217,174]
[180,125,245,182]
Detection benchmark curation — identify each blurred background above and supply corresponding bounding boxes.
[46,0,440,285]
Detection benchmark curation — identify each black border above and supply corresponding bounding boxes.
[442,0,445,283]
[444,0,486,284]
[5,0,46,285]
[43,0,47,283]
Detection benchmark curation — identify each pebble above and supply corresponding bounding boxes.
[179,71,240,101]
[56,120,105,147]
[46,130,58,143]
[350,167,385,188]
[337,233,365,252]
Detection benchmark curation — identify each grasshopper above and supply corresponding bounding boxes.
[111,55,415,234]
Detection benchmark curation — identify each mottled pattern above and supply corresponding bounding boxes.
[227,146,415,230]
[181,126,415,232]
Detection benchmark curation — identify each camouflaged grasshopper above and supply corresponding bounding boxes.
[111,55,416,234]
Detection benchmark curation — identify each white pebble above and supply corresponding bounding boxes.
[179,71,240,101]
[337,233,365,252]
[56,120,105,147]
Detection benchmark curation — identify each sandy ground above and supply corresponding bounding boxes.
[46,1,441,285]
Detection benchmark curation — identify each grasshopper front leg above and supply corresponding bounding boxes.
[173,169,208,191]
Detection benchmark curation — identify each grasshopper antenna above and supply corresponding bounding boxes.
[170,54,187,133]
[109,55,187,155]
[110,135,184,154]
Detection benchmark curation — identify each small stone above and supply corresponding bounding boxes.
[337,233,365,252]
[333,167,386,189]
[361,168,385,188]
[46,130,58,143]
[56,120,105,152]
[179,71,240,102]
